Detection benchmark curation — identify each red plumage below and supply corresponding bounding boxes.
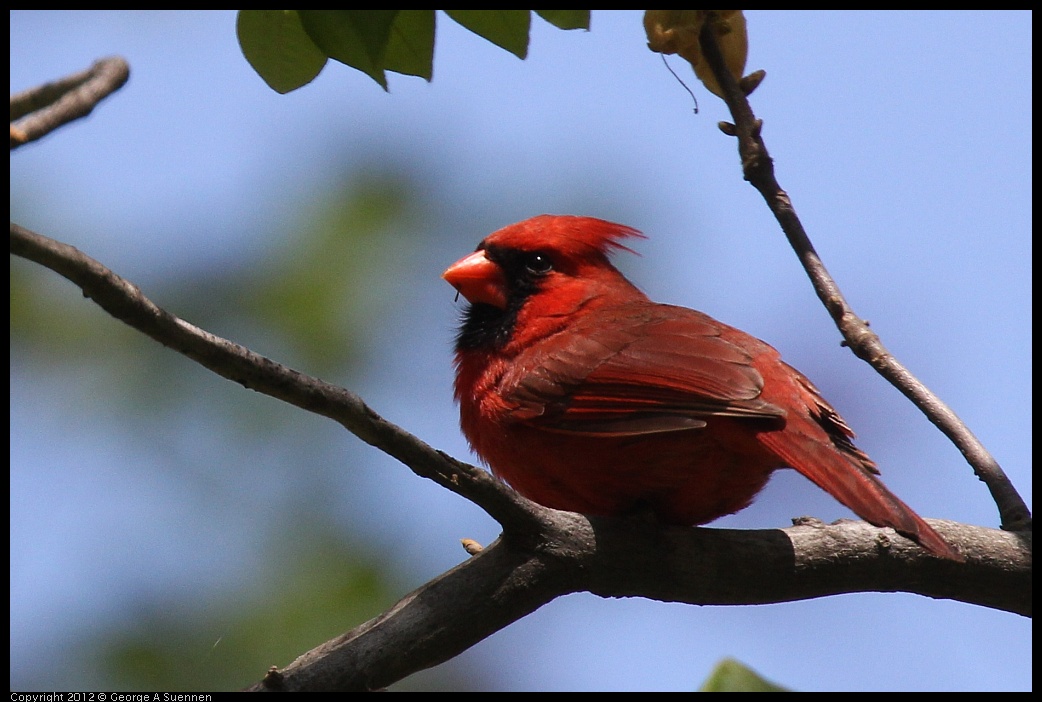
[444,214,959,560]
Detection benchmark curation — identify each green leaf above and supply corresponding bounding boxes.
[698,658,790,692]
[298,10,400,89]
[384,10,436,80]
[535,10,590,31]
[444,10,531,59]
[236,10,327,94]
[239,9,587,92]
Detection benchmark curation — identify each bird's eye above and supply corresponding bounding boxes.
[525,253,553,275]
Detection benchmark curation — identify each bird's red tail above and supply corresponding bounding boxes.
[761,426,962,561]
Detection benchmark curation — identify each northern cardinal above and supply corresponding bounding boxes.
[444,215,959,560]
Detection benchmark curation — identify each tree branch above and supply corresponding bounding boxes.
[10,56,129,150]
[696,15,1030,532]
[8,221,549,535]
[248,514,1029,691]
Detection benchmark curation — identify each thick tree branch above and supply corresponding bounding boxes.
[248,515,1029,691]
[696,15,1030,532]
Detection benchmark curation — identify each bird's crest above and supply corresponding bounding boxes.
[483,215,644,261]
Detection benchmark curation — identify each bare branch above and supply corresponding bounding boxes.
[696,15,1030,532]
[10,57,130,150]
[8,222,543,534]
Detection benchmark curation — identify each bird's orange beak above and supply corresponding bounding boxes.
[442,250,508,309]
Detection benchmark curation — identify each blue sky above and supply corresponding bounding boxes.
[10,11,1031,691]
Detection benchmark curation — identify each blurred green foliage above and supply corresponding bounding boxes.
[10,161,489,691]
[99,520,395,690]
[244,172,420,376]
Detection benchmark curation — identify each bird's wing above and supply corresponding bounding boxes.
[499,303,786,436]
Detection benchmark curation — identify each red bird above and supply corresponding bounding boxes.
[443,214,959,560]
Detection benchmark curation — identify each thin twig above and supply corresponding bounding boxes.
[696,14,1030,532]
[10,56,130,150]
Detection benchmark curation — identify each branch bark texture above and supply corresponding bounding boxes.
[250,515,1028,691]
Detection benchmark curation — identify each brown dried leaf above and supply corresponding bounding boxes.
[644,10,748,98]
